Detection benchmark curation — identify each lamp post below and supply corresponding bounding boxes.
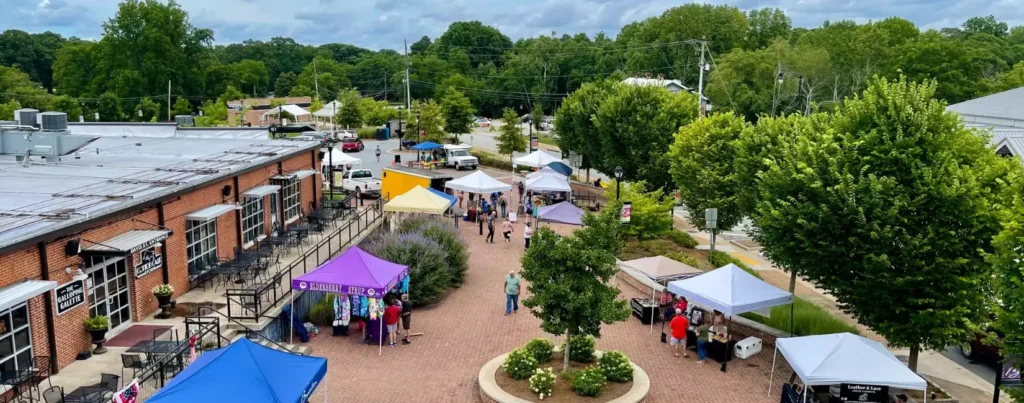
[327,138,336,201]
[415,111,421,142]
[775,71,806,117]
[614,166,623,201]
[397,107,404,151]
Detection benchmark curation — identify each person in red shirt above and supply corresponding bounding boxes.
[384,299,402,347]
[669,308,690,358]
[674,296,688,316]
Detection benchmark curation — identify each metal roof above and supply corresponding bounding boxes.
[185,204,237,222]
[82,230,171,255]
[948,87,1024,129]
[242,185,281,198]
[0,130,317,252]
[0,280,57,312]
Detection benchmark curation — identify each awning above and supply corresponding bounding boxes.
[294,170,316,179]
[242,185,280,198]
[82,230,172,256]
[185,204,237,222]
[0,280,57,313]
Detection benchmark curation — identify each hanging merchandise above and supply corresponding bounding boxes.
[332,295,351,336]
[368,297,380,320]
[350,295,360,317]
[360,296,369,317]
[400,276,410,294]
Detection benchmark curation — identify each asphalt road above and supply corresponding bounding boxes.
[942,346,999,387]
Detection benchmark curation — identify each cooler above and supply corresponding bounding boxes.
[734,336,762,359]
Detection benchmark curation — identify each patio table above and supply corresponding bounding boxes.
[0,368,33,401]
[126,340,187,355]
[65,386,108,403]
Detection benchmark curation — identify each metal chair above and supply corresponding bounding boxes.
[120,354,146,388]
[97,374,119,392]
[29,355,53,400]
[41,386,63,403]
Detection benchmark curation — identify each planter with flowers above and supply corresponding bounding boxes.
[153,284,175,319]
[84,316,109,354]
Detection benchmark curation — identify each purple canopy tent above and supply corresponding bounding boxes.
[290,246,409,355]
[537,201,585,226]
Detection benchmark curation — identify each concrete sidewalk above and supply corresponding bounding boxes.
[673,210,1013,403]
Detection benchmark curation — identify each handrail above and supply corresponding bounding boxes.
[197,305,296,353]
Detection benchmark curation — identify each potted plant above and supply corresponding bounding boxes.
[152,284,175,319]
[84,316,109,354]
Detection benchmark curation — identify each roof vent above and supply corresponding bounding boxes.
[174,115,195,127]
[14,109,39,128]
[40,112,68,132]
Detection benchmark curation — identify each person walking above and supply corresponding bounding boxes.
[498,193,508,218]
[518,181,525,197]
[400,293,412,344]
[504,271,521,315]
[375,145,381,162]
[669,308,690,358]
[458,191,464,209]
[501,217,514,248]
[524,222,534,249]
[486,211,496,243]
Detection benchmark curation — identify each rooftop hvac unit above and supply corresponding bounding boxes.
[174,115,195,127]
[40,112,68,132]
[14,109,39,127]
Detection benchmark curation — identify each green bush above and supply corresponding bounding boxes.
[561,335,596,363]
[394,216,470,288]
[529,367,556,399]
[524,338,555,363]
[356,127,377,139]
[364,232,450,306]
[598,351,633,383]
[503,348,539,380]
[741,297,861,336]
[571,367,606,397]
[307,295,335,326]
[472,150,513,171]
[666,230,698,248]
[559,368,581,382]
[665,251,701,268]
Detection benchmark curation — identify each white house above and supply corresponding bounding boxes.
[621,76,690,94]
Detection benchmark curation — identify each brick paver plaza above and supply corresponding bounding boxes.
[310,174,786,402]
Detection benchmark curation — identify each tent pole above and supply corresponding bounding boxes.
[290,289,295,345]
[768,347,778,396]
[379,306,384,356]
[721,316,732,373]
[650,284,656,333]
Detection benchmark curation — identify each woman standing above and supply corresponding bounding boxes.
[524,222,534,249]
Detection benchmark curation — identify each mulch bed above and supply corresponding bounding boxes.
[494,354,633,403]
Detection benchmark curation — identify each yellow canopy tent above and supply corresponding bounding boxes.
[383,185,451,215]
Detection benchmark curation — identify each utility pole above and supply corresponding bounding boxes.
[167,80,171,121]
[383,71,387,102]
[404,39,411,111]
[313,58,320,101]
[697,38,707,119]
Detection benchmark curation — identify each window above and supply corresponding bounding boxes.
[282,180,301,221]
[186,219,217,271]
[349,170,372,179]
[87,257,131,331]
[0,303,32,373]
[241,197,265,244]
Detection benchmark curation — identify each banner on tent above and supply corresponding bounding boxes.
[839,383,887,403]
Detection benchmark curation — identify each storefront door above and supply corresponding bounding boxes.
[87,256,132,334]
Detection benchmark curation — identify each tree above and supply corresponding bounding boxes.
[0,99,19,120]
[555,80,618,177]
[359,98,395,126]
[219,86,244,105]
[601,181,674,240]
[746,8,792,50]
[520,212,630,371]
[752,76,1014,371]
[496,108,526,164]
[963,15,1008,38]
[990,189,1024,401]
[274,72,297,96]
[668,113,749,233]
[0,66,51,110]
[232,60,269,95]
[49,96,81,119]
[440,89,475,142]
[132,97,160,122]
[297,54,352,98]
[97,92,123,121]
[413,100,446,143]
[335,89,363,128]
[432,21,512,68]
[52,41,98,98]
[172,97,191,117]
[530,104,543,131]
[410,36,432,55]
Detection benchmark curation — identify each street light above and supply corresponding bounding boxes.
[327,138,336,201]
[397,107,404,150]
[614,166,623,201]
[776,71,805,116]
[415,111,421,142]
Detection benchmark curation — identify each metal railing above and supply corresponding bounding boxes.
[133,316,221,401]
[225,195,388,322]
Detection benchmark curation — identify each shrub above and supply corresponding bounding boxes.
[666,230,698,248]
[418,220,469,287]
[740,297,860,336]
[559,368,581,382]
[529,368,556,399]
[472,150,513,171]
[356,127,377,139]
[307,294,335,326]
[571,367,606,397]
[561,335,596,363]
[666,251,700,268]
[524,338,555,363]
[598,351,633,382]
[364,232,450,306]
[503,348,538,380]
[84,316,109,331]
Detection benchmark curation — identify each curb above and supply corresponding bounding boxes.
[478,351,650,403]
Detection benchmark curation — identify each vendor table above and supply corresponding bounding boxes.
[630,298,659,325]
[708,338,737,363]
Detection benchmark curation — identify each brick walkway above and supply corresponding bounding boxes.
[310,175,783,402]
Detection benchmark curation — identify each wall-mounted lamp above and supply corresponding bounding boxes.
[66,266,88,281]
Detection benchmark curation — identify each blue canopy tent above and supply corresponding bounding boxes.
[148,338,328,403]
[427,188,457,208]
[547,161,572,177]
[410,141,443,150]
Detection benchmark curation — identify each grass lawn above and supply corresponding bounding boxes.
[535,134,558,146]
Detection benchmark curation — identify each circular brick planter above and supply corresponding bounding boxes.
[477,351,650,403]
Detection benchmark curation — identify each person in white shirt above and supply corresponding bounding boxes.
[524,222,534,249]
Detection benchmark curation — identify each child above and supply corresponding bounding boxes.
[384,299,401,347]
[400,294,412,344]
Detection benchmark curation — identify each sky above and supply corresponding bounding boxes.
[3,0,1024,50]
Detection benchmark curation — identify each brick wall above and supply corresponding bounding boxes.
[0,150,319,372]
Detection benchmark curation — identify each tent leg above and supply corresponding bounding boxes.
[721,316,733,373]
[802,385,807,403]
[650,286,655,333]
[379,315,384,356]
[290,290,295,345]
[768,347,778,396]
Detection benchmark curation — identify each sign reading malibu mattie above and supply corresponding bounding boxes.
[290,246,409,298]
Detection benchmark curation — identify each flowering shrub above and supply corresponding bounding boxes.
[502,348,538,380]
[524,338,554,363]
[561,335,596,363]
[598,350,633,382]
[571,366,606,397]
[152,284,174,296]
[529,367,555,399]
[365,218,468,306]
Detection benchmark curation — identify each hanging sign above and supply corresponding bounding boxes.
[620,202,632,224]
[55,280,86,315]
[839,384,888,403]
[530,136,539,151]
[134,245,163,279]
[1003,359,1022,387]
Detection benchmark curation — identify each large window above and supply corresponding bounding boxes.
[87,257,131,331]
[241,197,265,244]
[186,219,217,270]
[282,180,301,221]
[0,303,32,373]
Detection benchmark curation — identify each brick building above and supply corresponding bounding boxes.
[0,123,321,374]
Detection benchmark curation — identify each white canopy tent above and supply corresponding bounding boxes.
[514,150,561,168]
[324,147,361,167]
[444,171,513,194]
[525,174,572,192]
[526,167,568,181]
[769,333,928,402]
[261,105,310,121]
[312,101,342,118]
[620,256,703,333]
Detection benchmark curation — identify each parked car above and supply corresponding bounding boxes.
[401,139,419,149]
[961,320,1003,366]
[340,169,381,197]
[474,117,490,127]
[337,130,356,139]
[442,144,478,170]
[292,131,330,144]
[340,137,364,152]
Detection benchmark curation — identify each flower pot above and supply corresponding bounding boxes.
[155,294,173,319]
[88,328,108,354]
[155,294,172,306]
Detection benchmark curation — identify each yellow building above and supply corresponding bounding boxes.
[381,166,453,199]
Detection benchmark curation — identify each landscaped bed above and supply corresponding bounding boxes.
[494,356,633,403]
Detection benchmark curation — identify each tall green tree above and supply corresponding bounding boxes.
[97,92,123,121]
[359,97,395,126]
[440,88,475,142]
[990,187,1024,401]
[132,97,160,122]
[496,108,526,165]
[668,113,749,233]
[172,97,192,117]
[335,89,363,128]
[752,76,1015,371]
[274,72,297,96]
[232,60,270,95]
[745,8,792,50]
[0,100,20,120]
[412,99,446,143]
[432,21,512,68]
[520,212,629,371]
[555,80,618,176]
[602,181,674,240]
